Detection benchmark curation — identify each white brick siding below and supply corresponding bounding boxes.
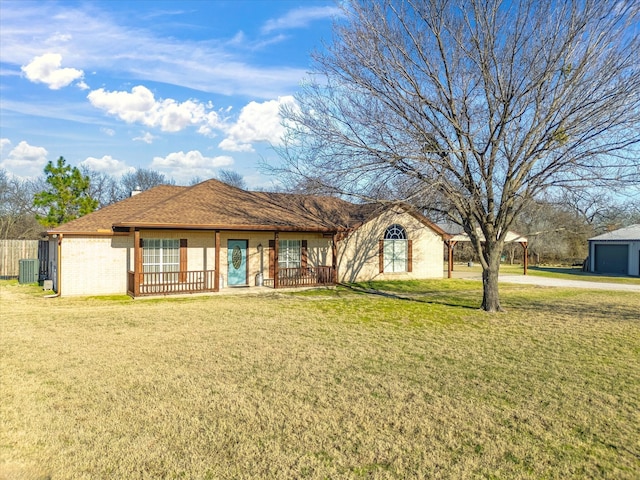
[337,210,443,282]
[61,236,130,296]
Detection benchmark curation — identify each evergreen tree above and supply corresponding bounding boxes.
[33,156,98,227]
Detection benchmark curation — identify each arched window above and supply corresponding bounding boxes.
[382,224,409,273]
[384,224,407,240]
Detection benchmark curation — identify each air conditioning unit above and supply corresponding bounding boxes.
[19,259,39,284]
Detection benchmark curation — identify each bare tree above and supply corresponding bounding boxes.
[119,168,175,199]
[275,0,640,311]
[216,169,247,190]
[514,199,594,265]
[0,169,44,239]
[81,167,121,208]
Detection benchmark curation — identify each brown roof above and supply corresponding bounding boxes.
[48,178,444,236]
[47,185,187,235]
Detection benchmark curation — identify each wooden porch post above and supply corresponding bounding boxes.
[56,234,63,295]
[332,233,338,284]
[214,230,220,291]
[520,241,528,275]
[446,240,457,278]
[273,232,279,289]
[133,228,141,297]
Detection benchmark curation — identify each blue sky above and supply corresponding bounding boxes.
[0,0,340,188]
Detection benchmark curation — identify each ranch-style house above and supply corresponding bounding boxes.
[45,179,446,297]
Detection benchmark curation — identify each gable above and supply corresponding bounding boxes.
[344,204,447,241]
[352,207,445,241]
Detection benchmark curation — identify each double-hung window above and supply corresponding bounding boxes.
[143,239,180,281]
[279,240,302,270]
[383,224,408,273]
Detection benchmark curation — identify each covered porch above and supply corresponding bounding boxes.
[126,228,338,297]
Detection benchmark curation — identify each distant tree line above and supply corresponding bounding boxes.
[454,192,640,266]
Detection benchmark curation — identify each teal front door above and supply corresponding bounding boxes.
[227,240,248,286]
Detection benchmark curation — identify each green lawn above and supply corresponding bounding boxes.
[1,280,639,479]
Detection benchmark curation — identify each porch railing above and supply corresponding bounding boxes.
[273,266,335,288]
[127,270,216,296]
[127,266,335,296]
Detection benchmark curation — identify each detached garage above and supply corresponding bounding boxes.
[588,224,640,276]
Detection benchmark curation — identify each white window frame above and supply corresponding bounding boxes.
[384,225,408,273]
[143,239,180,279]
[279,240,302,269]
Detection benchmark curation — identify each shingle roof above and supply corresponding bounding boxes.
[589,224,640,241]
[48,179,379,235]
[47,185,187,234]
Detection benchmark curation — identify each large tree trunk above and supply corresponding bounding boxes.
[480,242,504,312]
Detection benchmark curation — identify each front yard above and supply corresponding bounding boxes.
[1,279,638,479]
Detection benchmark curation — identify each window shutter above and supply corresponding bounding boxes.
[179,239,187,282]
[407,239,413,272]
[301,240,308,269]
[379,240,384,274]
[269,240,275,279]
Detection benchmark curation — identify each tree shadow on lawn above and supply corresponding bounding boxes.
[340,282,640,322]
[339,282,480,310]
[502,289,640,322]
[530,266,589,276]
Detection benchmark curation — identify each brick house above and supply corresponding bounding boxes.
[45,179,446,297]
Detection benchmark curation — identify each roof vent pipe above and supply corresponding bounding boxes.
[131,186,142,196]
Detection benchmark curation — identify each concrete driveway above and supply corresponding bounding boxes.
[449,269,640,292]
[497,274,640,292]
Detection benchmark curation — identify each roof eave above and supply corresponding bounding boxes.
[112,222,347,233]
[46,230,121,237]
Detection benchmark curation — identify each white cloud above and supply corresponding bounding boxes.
[262,6,341,33]
[0,140,48,177]
[46,33,73,43]
[133,132,156,144]
[2,2,307,98]
[100,127,116,137]
[79,155,133,177]
[218,96,296,152]
[87,86,155,123]
[218,138,255,153]
[0,138,11,155]
[21,53,84,89]
[87,85,225,133]
[151,150,234,182]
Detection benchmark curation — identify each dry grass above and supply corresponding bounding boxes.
[1,280,639,479]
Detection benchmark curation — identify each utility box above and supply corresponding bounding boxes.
[19,259,39,284]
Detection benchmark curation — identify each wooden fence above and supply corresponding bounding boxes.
[0,239,41,278]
